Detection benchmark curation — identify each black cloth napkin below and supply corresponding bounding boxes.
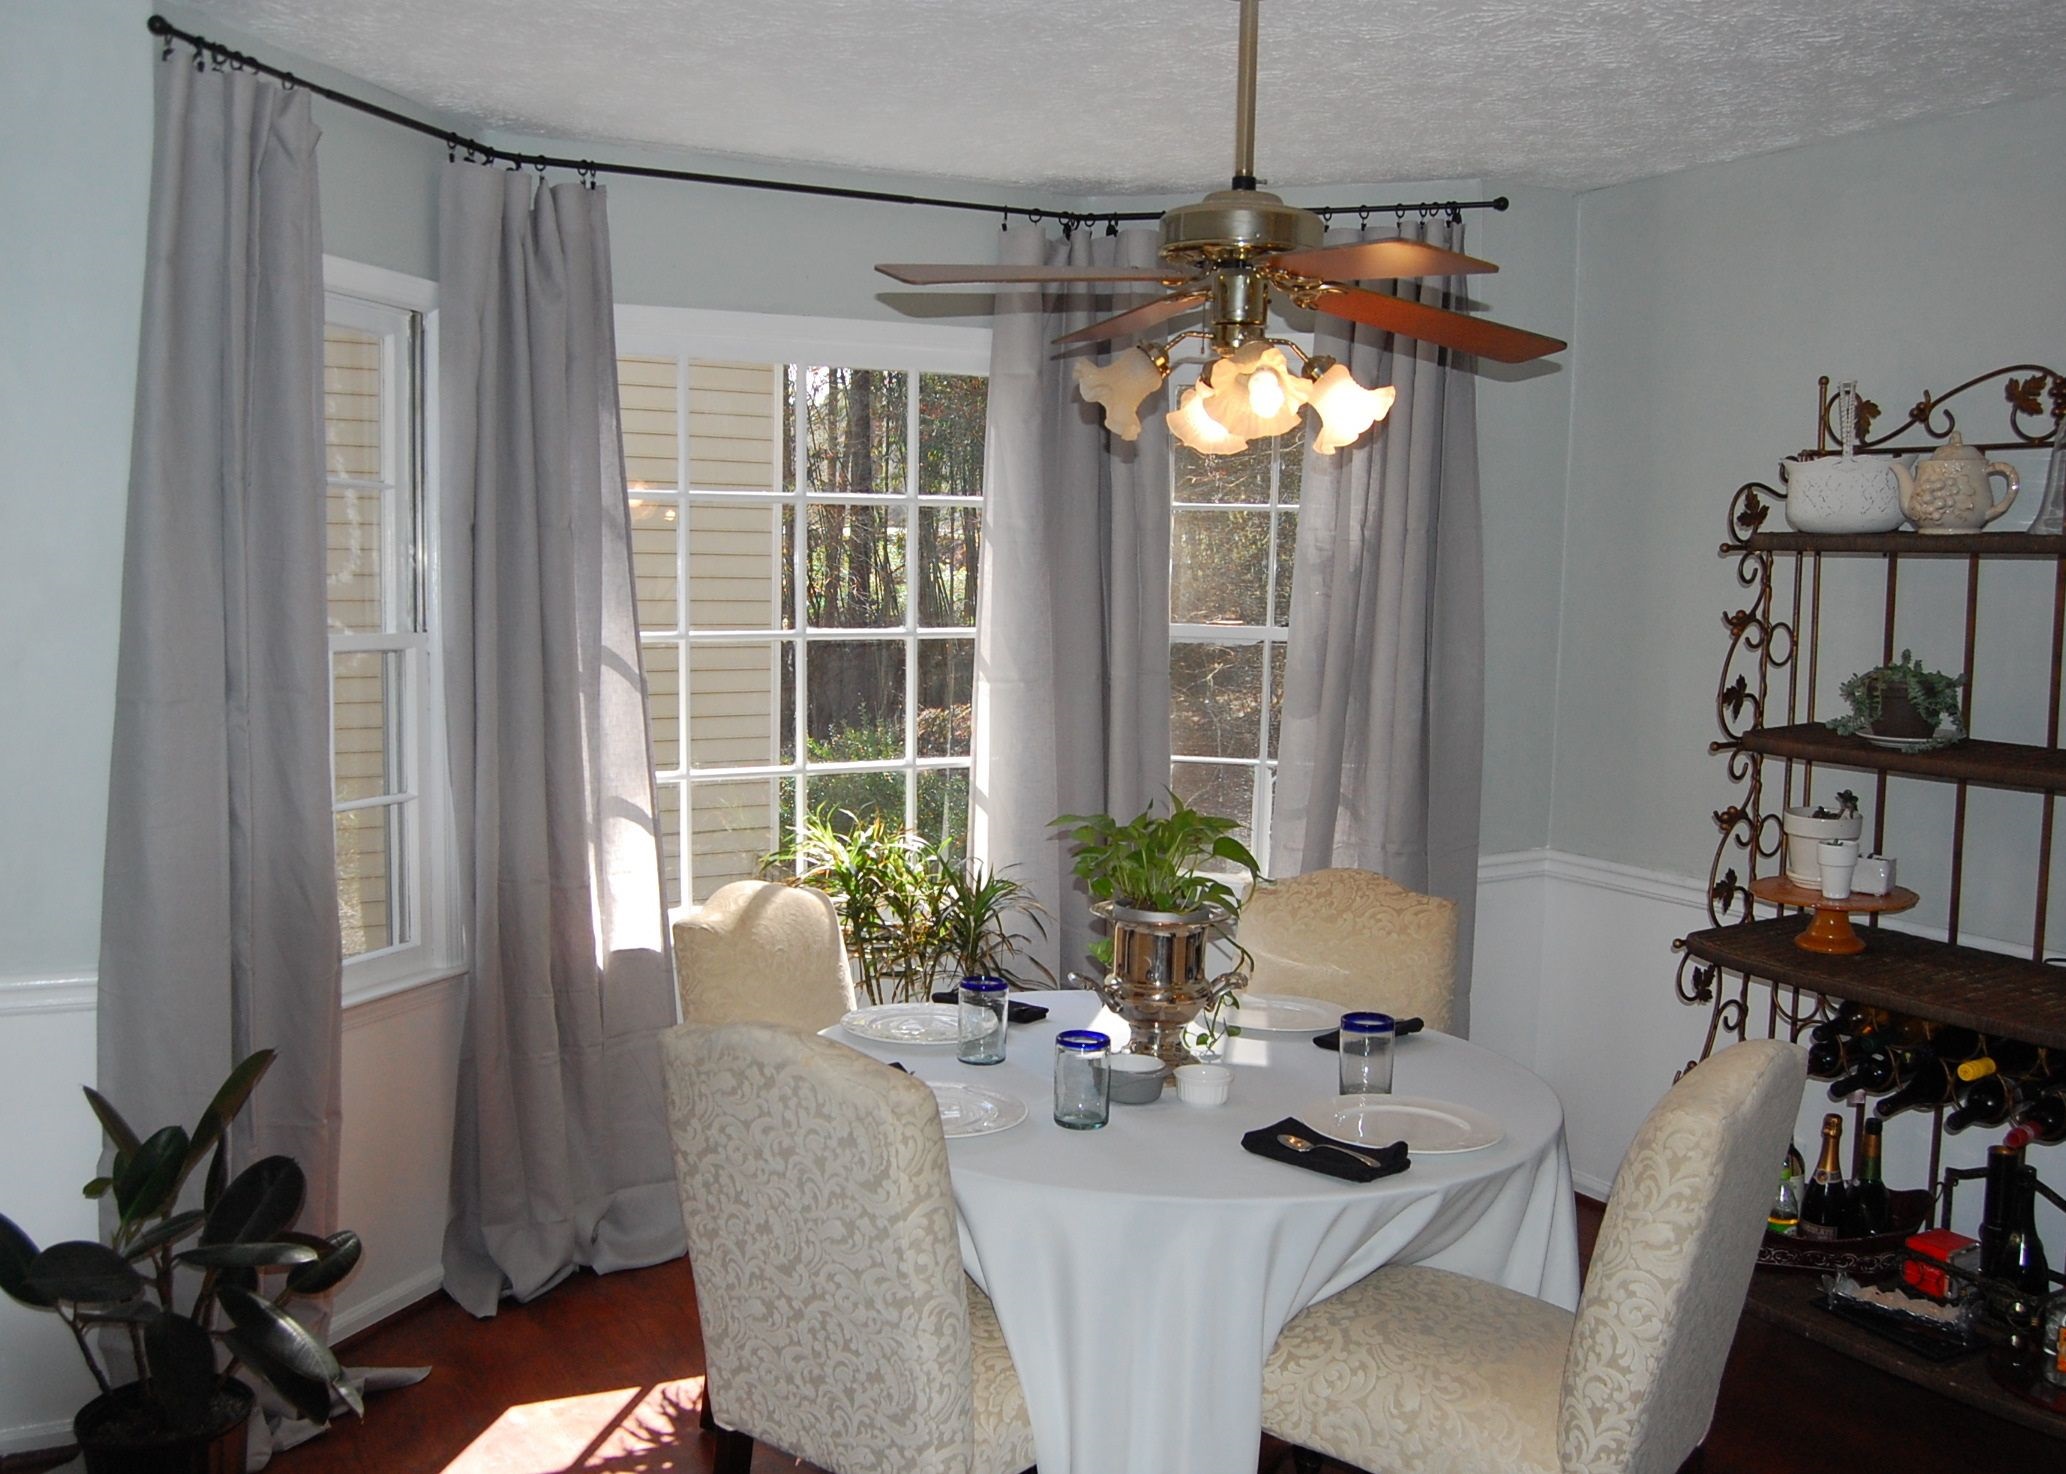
[1311,1016,1425,1051]
[931,990,1050,1024]
[1241,1116,1410,1184]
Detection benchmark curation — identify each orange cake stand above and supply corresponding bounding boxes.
[1749,875,1920,955]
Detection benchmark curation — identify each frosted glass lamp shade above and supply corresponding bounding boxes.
[1167,380,1251,455]
[1198,342,1307,440]
[1074,347,1167,441]
[1307,364,1397,455]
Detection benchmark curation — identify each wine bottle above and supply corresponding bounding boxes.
[1809,1002,1874,1044]
[1923,1023,1983,1064]
[1768,1142,1803,1233]
[2014,1086,2066,1145]
[1969,1038,2045,1080]
[1998,1165,2052,1295]
[1873,1049,1953,1118]
[1826,1039,1898,1100]
[1946,1063,2017,1134]
[1844,1117,1891,1236]
[1799,1113,1850,1241]
[1980,1143,2023,1277]
[1806,1035,1850,1080]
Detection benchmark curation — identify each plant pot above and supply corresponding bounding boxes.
[1085,902,1245,1066]
[75,1377,253,1474]
[1866,679,1933,740]
[1782,805,1864,887]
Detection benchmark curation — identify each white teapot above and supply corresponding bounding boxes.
[1893,432,2019,533]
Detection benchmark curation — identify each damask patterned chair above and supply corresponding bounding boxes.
[1262,1037,1806,1474]
[1235,869,1459,1030]
[671,878,855,1032]
[661,1021,1036,1474]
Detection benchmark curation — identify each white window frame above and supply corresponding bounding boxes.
[324,257,461,1006]
[614,307,989,914]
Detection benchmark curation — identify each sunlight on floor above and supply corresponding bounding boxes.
[439,1376,707,1473]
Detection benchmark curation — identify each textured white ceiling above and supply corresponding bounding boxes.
[182,0,2066,193]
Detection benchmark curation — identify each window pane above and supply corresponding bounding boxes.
[1172,509,1271,625]
[919,373,987,497]
[918,767,970,863]
[657,780,682,909]
[688,641,793,770]
[336,803,405,956]
[918,637,974,757]
[806,503,907,628]
[1174,431,1271,505]
[803,769,906,834]
[689,500,785,631]
[1271,507,1298,628]
[687,776,789,905]
[325,485,388,634]
[332,651,400,802]
[642,640,680,773]
[807,640,905,761]
[802,367,907,495]
[1171,641,1265,759]
[324,325,381,480]
[1267,641,1286,762]
[1278,422,1304,504]
[629,498,679,632]
[689,360,780,491]
[919,505,981,627]
[619,355,678,489]
[1170,762,1255,858]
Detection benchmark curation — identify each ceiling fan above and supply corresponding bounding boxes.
[876,0,1566,455]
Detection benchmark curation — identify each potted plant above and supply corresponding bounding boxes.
[1052,795,1263,1064]
[1828,650,1964,746]
[932,859,1052,989]
[0,1051,363,1473]
[766,809,945,1005]
[1781,789,1862,888]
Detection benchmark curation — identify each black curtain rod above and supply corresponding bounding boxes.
[146,15,1507,228]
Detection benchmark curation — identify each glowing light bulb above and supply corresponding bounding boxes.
[1167,381,1250,455]
[1307,364,1397,455]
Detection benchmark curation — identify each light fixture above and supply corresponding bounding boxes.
[1076,333,1395,457]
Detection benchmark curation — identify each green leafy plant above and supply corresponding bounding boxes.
[0,1051,364,1435]
[1812,789,1861,821]
[1829,650,1964,745]
[1052,794,1264,918]
[933,860,1052,987]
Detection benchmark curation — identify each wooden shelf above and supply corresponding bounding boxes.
[1743,1272,2066,1441]
[1745,531,2066,558]
[1679,917,2066,1048]
[1739,723,2066,795]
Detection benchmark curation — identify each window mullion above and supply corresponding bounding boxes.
[905,368,921,835]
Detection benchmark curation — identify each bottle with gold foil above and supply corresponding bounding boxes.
[1768,1142,1804,1234]
[1844,1117,1891,1236]
[1799,1113,1850,1241]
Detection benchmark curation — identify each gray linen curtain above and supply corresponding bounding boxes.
[971,224,1174,982]
[1271,218,1487,1033]
[99,59,342,1239]
[439,167,685,1314]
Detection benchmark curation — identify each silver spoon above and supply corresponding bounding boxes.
[1276,1132,1381,1170]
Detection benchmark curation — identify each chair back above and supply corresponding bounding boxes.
[1236,869,1458,1030]
[672,879,855,1031]
[1558,1038,1806,1474]
[662,1021,979,1474]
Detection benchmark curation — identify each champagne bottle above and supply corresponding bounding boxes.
[1946,1061,2017,1134]
[1844,1117,1891,1236]
[1768,1142,1804,1233]
[1873,1049,1953,1118]
[1826,1039,1898,1100]
[1799,1113,1850,1241]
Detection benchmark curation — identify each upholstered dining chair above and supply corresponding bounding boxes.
[671,878,855,1032]
[661,1021,1036,1474]
[1235,868,1459,1030]
[1262,1037,1806,1474]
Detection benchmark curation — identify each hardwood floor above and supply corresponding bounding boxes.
[10,1195,2059,1472]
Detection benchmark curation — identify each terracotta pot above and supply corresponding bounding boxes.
[1868,679,1933,740]
[75,1378,253,1474]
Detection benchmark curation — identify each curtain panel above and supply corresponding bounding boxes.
[438,167,685,1315]
[1271,218,1487,1032]
[99,58,342,1239]
[971,224,1174,983]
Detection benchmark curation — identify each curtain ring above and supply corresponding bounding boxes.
[1105,215,1118,237]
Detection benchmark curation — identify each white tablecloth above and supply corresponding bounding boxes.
[833,991,1581,1474]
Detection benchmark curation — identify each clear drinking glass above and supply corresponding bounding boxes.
[1338,1012,1396,1095]
[1054,1030,1112,1129]
[958,976,1008,1065]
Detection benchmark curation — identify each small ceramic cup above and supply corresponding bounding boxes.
[1107,1053,1166,1105]
[1174,1063,1231,1107]
[1819,838,1860,900]
[1854,854,1897,896]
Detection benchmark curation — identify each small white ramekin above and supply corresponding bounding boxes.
[1174,1063,1232,1107]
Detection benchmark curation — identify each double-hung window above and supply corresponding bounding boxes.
[616,312,989,909]
[323,265,452,997]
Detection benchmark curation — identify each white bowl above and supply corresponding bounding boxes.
[1779,455,1904,535]
[1108,1054,1166,1105]
[1174,1063,1231,1107]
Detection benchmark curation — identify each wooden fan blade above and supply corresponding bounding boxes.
[1054,292,1209,346]
[1265,239,1497,281]
[1309,285,1565,364]
[876,263,1187,286]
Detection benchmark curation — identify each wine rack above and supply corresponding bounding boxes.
[1673,367,2066,1438]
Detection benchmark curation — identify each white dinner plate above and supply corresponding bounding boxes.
[1307,1095,1505,1154]
[928,1081,1028,1138]
[1230,994,1339,1034]
[841,1003,960,1046]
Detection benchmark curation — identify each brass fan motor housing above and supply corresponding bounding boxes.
[1158,189,1324,268]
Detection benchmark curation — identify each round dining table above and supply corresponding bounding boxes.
[832,990,1581,1474]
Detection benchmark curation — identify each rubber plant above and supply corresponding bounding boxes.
[0,1049,364,1436]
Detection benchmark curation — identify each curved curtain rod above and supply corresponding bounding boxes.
[146,15,1507,229]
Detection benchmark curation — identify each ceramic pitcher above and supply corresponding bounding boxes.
[1893,432,2019,533]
